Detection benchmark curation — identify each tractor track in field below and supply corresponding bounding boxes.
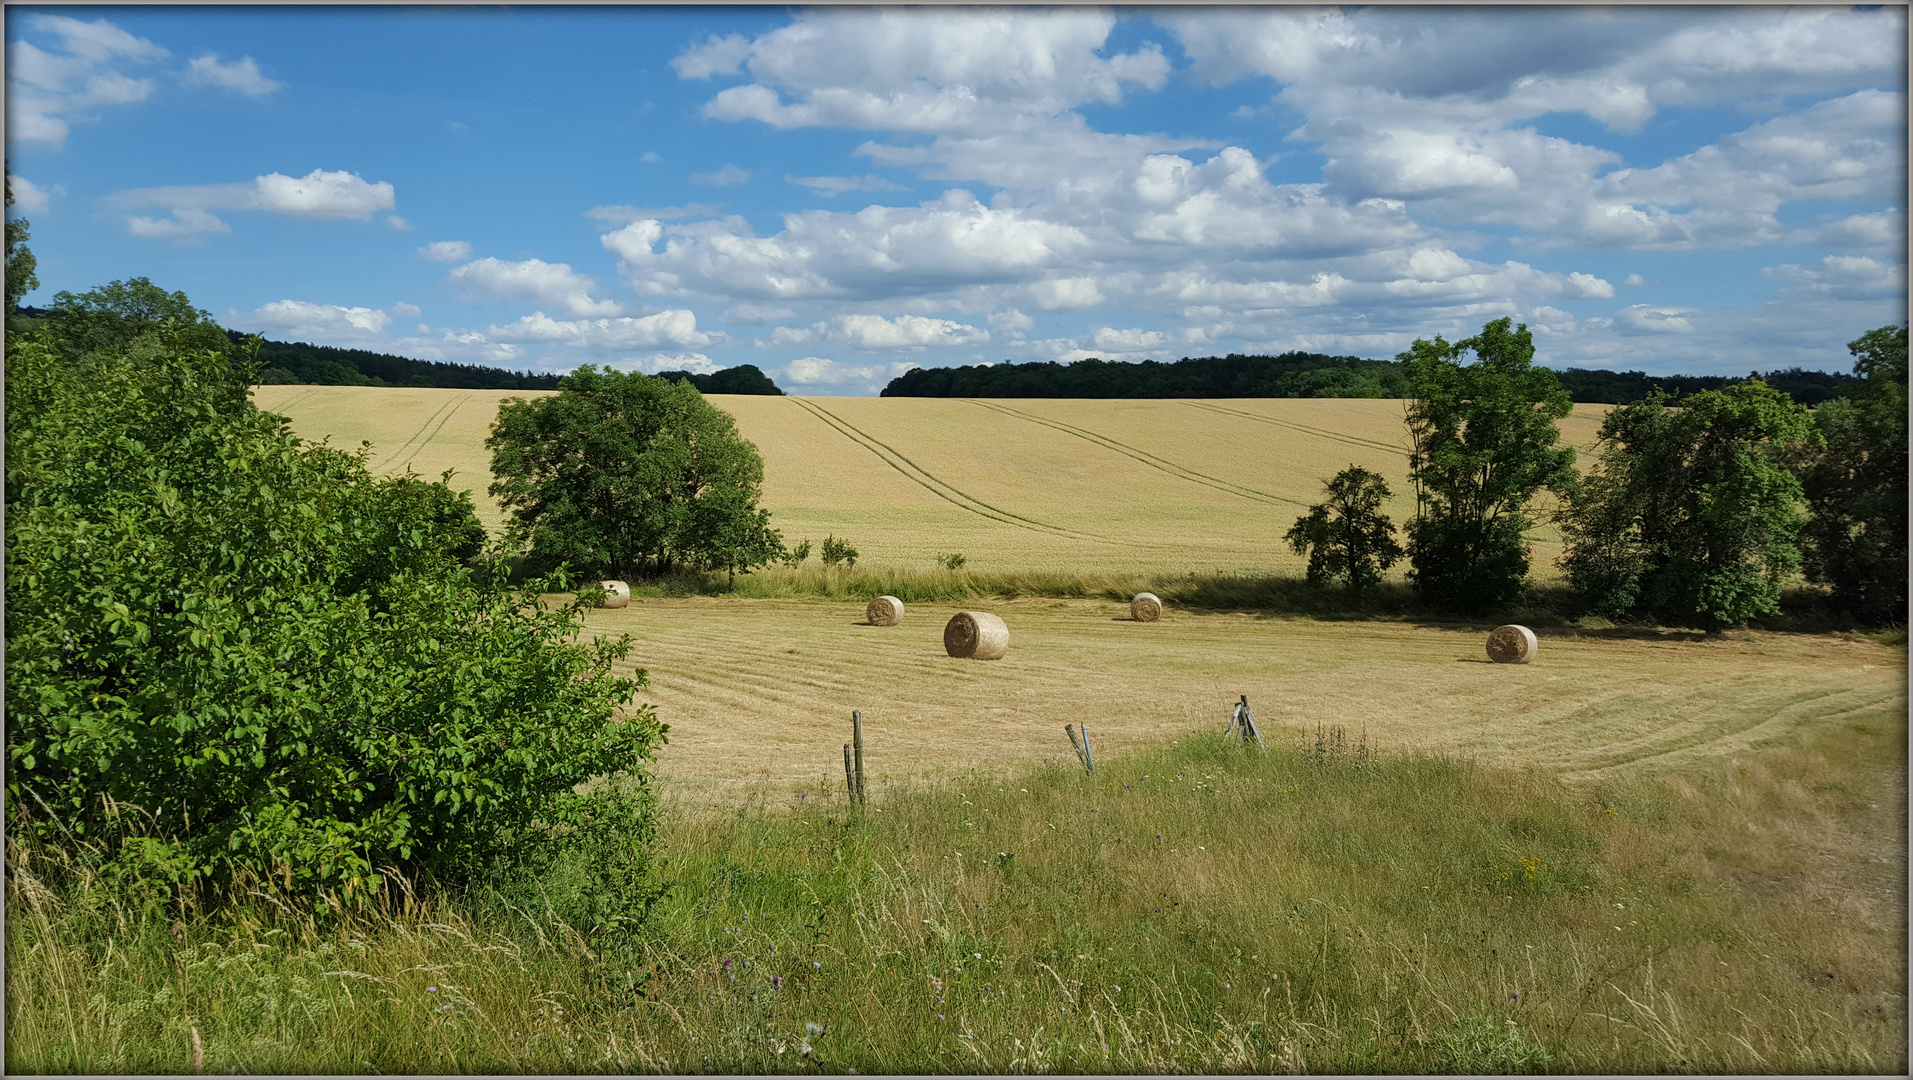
[961,399,1311,509]
[1557,684,1901,782]
[785,396,1119,545]
[1181,400,1411,457]
[377,392,473,473]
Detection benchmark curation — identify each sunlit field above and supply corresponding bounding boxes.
[250,387,1613,579]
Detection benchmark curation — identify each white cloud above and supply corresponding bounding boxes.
[6,15,168,145]
[786,174,908,198]
[780,356,919,388]
[1614,305,1696,334]
[7,175,54,215]
[447,257,624,318]
[690,164,751,186]
[1031,277,1104,311]
[385,215,413,231]
[1762,255,1908,301]
[184,53,281,96]
[586,202,722,223]
[486,310,716,350]
[419,240,473,262]
[244,300,393,341]
[989,308,1035,333]
[621,352,723,375]
[1623,273,1647,287]
[724,303,795,324]
[112,169,397,228]
[768,313,989,350]
[678,8,1169,137]
[1567,272,1615,299]
[126,207,230,240]
[390,301,422,317]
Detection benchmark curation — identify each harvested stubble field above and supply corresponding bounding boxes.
[588,595,1906,807]
[250,387,1613,577]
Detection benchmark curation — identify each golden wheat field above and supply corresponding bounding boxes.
[249,387,1613,577]
[573,594,1906,803]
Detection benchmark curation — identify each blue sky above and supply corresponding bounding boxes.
[6,5,1906,395]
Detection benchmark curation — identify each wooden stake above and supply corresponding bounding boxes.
[1066,724,1090,773]
[1080,724,1095,773]
[843,744,858,803]
[851,709,866,806]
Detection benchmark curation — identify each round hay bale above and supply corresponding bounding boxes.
[1486,624,1537,664]
[944,611,1009,660]
[866,595,904,626]
[1130,592,1162,622]
[597,580,630,609]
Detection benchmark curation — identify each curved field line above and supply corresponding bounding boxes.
[385,392,474,474]
[260,387,323,416]
[961,399,1310,509]
[373,393,469,472]
[1181,400,1411,456]
[1558,685,1901,781]
[785,397,1114,543]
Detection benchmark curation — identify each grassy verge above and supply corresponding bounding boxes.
[9,711,1903,1074]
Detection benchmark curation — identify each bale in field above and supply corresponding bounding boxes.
[596,580,631,609]
[944,611,1009,660]
[866,595,905,626]
[1130,592,1162,622]
[1486,624,1537,664]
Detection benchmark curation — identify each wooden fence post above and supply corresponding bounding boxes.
[843,744,858,804]
[851,709,866,806]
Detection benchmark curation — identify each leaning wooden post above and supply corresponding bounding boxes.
[843,744,858,804]
[1066,724,1090,774]
[1080,724,1095,774]
[851,709,867,806]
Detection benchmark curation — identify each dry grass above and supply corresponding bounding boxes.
[251,388,1613,578]
[577,595,1907,808]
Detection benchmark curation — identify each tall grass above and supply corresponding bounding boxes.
[9,715,1903,1074]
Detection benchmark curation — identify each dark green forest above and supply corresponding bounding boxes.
[881,351,1860,404]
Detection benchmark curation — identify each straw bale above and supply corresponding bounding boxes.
[944,611,1009,660]
[1130,592,1162,622]
[866,595,905,626]
[1486,623,1537,664]
[598,580,631,609]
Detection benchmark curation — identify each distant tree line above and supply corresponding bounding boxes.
[653,364,786,395]
[881,351,1860,405]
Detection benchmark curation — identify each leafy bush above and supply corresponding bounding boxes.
[5,330,666,904]
[1283,466,1404,597]
[782,538,813,567]
[820,535,859,568]
[937,551,967,570]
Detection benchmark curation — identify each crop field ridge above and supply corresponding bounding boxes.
[961,398,1309,508]
[1181,399,1413,456]
[375,390,475,473]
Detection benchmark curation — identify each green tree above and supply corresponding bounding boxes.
[1793,325,1908,624]
[1401,318,1576,610]
[6,322,662,905]
[1558,380,1817,630]
[1284,465,1405,598]
[684,485,785,589]
[48,276,234,359]
[5,167,40,315]
[488,365,773,578]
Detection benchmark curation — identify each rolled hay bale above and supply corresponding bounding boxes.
[1486,623,1537,664]
[597,580,631,609]
[1130,592,1163,622]
[866,595,905,626]
[944,611,1010,660]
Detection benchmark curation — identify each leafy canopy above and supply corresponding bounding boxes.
[1794,324,1907,624]
[488,364,779,580]
[1401,318,1576,610]
[5,167,39,314]
[1284,466,1405,598]
[1558,380,1817,630]
[6,326,664,902]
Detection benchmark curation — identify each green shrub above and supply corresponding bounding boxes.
[937,551,967,570]
[5,330,666,906]
[820,534,858,568]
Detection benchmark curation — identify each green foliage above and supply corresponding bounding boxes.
[937,551,968,570]
[1284,466,1405,597]
[1401,318,1576,610]
[5,328,664,902]
[1558,381,1817,630]
[487,365,774,579]
[820,535,859,568]
[654,363,786,395]
[6,167,40,314]
[782,538,813,567]
[1794,325,1908,625]
[42,276,235,364]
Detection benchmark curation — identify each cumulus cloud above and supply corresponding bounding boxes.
[6,15,169,144]
[768,313,989,350]
[419,240,473,262]
[448,257,625,318]
[126,207,230,240]
[623,352,723,375]
[112,169,397,236]
[184,53,281,96]
[1614,304,1696,334]
[781,356,919,388]
[485,310,717,350]
[7,175,54,215]
[1762,255,1908,301]
[244,299,393,341]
